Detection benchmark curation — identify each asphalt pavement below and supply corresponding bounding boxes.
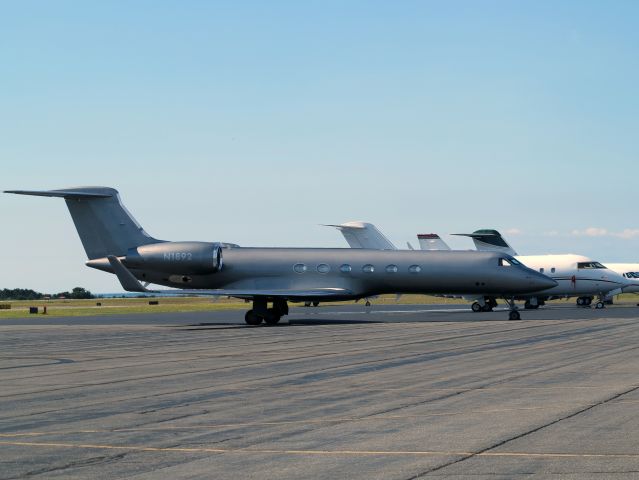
[2,303,639,479]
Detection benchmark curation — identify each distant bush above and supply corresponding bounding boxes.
[53,287,94,299]
[0,287,94,300]
[0,288,43,300]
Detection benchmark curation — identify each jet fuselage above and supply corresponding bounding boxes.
[515,254,627,298]
[88,246,555,300]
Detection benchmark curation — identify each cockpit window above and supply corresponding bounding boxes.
[499,257,521,267]
[577,262,606,269]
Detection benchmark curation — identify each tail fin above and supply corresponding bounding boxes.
[453,229,517,256]
[417,233,451,251]
[324,221,397,250]
[5,187,163,259]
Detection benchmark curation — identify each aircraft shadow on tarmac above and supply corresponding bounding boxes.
[177,317,527,329]
[179,319,383,329]
[172,303,639,330]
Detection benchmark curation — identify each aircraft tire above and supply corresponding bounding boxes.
[595,301,605,309]
[312,301,320,307]
[471,302,482,313]
[509,310,521,321]
[576,297,584,306]
[263,308,281,325]
[244,310,263,326]
[365,300,371,307]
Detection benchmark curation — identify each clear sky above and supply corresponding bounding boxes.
[1,1,638,293]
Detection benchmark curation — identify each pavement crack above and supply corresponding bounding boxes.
[2,453,126,479]
[408,382,639,478]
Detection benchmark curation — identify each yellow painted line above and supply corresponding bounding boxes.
[1,440,639,459]
[0,407,585,438]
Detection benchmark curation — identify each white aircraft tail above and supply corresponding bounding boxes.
[325,221,397,250]
[417,233,451,251]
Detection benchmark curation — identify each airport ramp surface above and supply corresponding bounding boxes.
[2,305,639,478]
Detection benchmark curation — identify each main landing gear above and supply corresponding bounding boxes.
[471,298,498,313]
[524,298,544,310]
[244,298,289,326]
[576,296,593,307]
[576,296,605,309]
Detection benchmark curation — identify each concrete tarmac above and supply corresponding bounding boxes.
[2,303,639,479]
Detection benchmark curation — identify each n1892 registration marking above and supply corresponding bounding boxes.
[164,252,193,261]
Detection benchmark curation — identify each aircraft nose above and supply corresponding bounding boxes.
[530,273,558,290]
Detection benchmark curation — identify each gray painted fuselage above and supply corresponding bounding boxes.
[88,247,555,300]
[5,187,556,304]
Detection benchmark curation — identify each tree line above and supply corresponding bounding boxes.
[0,287,94,300]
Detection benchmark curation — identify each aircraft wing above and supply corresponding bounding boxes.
[160,288,354,299]
[107,254,353,299]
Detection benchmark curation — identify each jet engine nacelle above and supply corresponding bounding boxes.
[123,241,223,275]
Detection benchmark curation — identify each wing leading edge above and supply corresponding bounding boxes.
[107,254,353,299]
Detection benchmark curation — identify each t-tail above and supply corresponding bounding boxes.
[323,221,397,250]
[453,229,517,256]
[417,233,451,251]
[4,187,163,259]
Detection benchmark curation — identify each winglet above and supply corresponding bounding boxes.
[106,255,148,292]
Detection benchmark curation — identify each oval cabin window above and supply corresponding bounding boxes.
[293,263,307,274]
[317,263,330,274]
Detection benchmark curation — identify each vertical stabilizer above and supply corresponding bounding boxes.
[324,221,397,250]
[453,229,517,256]
[5,187,163,259]
[417,233,451,251]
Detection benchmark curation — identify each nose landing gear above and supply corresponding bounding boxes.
[504,298,521,321]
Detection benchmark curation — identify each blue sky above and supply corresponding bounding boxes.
[1,1,638,292]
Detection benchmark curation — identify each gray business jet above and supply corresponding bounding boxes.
[5,187,556,323]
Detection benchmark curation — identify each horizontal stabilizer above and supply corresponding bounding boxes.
[5,189,112,198]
